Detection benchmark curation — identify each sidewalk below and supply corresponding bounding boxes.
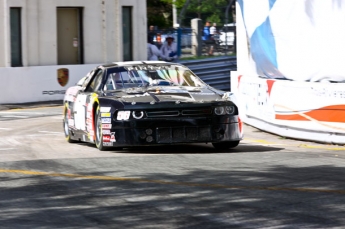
[0,100,63,111]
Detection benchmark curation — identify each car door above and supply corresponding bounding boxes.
[73,68,104,131]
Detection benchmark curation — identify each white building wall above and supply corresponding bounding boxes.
[0,0,147,104]
[0,0,147,67]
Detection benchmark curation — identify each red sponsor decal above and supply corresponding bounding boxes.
[103,135,111,142]
[266,79,276,97]
[237,75,242,88]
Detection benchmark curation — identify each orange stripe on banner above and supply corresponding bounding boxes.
[276,105,345,122]
[276,114,309,121]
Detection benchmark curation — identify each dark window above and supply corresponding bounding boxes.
[86,69,103,92]
[122,7,133,61]
[10,8,22,67]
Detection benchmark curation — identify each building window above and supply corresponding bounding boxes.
[10,8,22,67]
[122,7,133,61]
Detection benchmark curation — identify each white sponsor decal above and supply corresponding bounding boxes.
[102,118,111,124]
[100,107,111,112]
[110,132,116,142]
[103,142,113,146]
[102,124,112,129]
[74,94,87,130]
[68,119,75,126]
[102,129,111,135]
[117,111,130,120]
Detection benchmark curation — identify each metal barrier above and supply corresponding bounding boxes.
[150,28,235,57]
[179,56,237,92]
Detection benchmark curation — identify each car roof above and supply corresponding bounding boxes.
[101,61,183,69]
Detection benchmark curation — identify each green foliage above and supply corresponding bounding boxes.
[147,0,235,28]
[183,0,234,26]
[147,0,172,28]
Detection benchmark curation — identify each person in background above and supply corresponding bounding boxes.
[210,22,217,36]
[160,35,178,62]
[147,35,161,60]
[202,21,211,41]
[202,21,214,56]
[148,25,156,41]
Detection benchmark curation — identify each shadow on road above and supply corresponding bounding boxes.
[0,160,344,228]
[76,142,285,155]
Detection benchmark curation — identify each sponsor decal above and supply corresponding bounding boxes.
[100,107,111,112]
[103,135,111,142]
[103,129,111,135]
[103,142,113,146]
[102,118,111,124]
[42,90,66,95]
[57,68,69,87]
[117,111,131,120]
[125,65,170,71]
[110,132,116,142]
[68,119,74,126]
[102,124,112,129]
[101,112,111,117]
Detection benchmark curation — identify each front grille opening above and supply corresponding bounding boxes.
[157,126,211,143]
[182,109,212,116]
[146,108,212,118]
[146,110,179,117]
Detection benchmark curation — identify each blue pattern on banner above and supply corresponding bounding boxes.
[269,0,278,9]
[250,17,279,78]
[237,0,244,20]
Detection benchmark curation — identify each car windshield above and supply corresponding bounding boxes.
[104,64,206,90]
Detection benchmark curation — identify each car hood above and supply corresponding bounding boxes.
[105,86,224,104]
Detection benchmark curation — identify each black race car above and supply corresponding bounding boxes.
[63,61,243,151]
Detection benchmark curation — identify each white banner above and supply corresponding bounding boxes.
[237,0,345,82]
[231,73,345,144]
[0,64,99,104]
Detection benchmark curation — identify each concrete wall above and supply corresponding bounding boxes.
[0,64,100,104]
[0,0,147,67]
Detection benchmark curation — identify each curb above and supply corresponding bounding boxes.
[0,100,63,111]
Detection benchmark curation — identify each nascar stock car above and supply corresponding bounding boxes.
[63,61,243,151]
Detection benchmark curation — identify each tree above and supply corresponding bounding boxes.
[147,0,172,28]
[147,0,236,28]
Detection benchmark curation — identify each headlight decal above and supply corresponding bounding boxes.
[117,111,131,120]
[225,106,235,115]
[214,106,235,115]
[214,107,225,115]
[132,111,144,119]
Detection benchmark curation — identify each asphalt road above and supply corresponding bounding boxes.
[0,106,344,228]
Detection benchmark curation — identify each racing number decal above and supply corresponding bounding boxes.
[73,94,88,130]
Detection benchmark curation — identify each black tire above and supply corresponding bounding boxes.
[94,106,107,151]
[212,141,240,150]
[63,105,77,143]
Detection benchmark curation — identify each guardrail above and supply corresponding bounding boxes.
[179,56,237,92]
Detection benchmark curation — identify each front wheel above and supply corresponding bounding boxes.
[212,141,240,150]
[94,106,107,151]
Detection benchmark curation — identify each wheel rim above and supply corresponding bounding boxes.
[96,112,102,143]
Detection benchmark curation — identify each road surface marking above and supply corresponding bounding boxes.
[0,148,15,151]
[0,115,29,118]
[8,106,63,111]
[0,168,344,195]
[244,138,345,151]
[39,131,63,134]
[0,128,11,130]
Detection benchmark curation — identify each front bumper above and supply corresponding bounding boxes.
[106,116,242,147]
